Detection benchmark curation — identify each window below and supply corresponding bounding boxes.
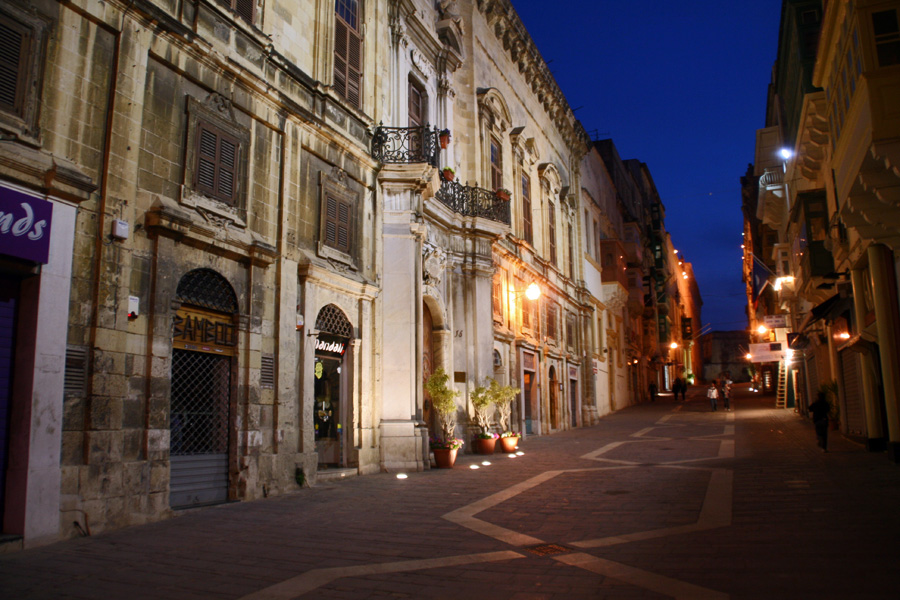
[194,120,240,205]
[0,13,31,118]
[567,223,574,278]
[221,0,255,24]
[183,95,250,217]
[548,200,557,266]
[490,138,503,191]
[334,0,363,108]
[873,10,900,67]
[492,273,504,324]
[318,169,358,267]
[0,5,48,138]
[545,302,558,340]
[522,172,533,245]
[408,79,425,127]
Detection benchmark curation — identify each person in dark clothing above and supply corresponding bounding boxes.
[649,382,658,402]
[808,392,830,452]
[673,377,683,401]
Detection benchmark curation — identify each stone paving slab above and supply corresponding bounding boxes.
[2,384,900,599]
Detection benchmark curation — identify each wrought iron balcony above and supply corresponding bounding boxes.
[434,179,511,226]
[372,124,440,166]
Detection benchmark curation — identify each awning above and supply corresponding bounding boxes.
[798,293,853,332]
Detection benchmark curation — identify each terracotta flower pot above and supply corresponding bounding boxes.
[474,437,497,454]
[496,190,510,201]
[442,169,455,181]
[439,134,450,149]
[499,436,519,453]
[433,448,458,468]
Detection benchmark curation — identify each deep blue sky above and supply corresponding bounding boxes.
[511,0,783,332]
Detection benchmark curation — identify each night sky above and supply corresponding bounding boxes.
[511,0,783,332]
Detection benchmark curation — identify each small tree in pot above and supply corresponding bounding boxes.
[425,368,463,466]
[489,379,520,452]
[470,382,498,454]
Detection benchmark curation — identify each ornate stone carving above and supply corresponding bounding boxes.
[423,242,446,285]
[410,48,434,80]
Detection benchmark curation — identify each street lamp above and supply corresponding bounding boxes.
[525,282,541,300]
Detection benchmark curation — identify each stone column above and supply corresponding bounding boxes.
[850,266,885,450]
[867,244,900,461]
[378,164,438,472]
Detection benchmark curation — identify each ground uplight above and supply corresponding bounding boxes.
[396,473,408,479]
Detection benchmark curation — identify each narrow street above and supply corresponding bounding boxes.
[3,384,899,599]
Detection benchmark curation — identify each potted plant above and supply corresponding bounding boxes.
[425,367,463,467]
[441,166,456,182]
[495,188,512,201]
[439,128,451,149]
[488,378,520,452]
[470,382,498,454]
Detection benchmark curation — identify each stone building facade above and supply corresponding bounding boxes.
[0,0,697,548]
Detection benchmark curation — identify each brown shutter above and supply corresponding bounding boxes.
[196,125,218,196]
[217,136,238,204]
[346,28,362,108]
[195,121,239,205]
[0,15,30,117]
[408,81,423,127]
[235,0,254,24]
[522,173,533,245]
[549,201,557,265]
[325,196,338,247]
[333,18,348,99]
[490,140,502,190]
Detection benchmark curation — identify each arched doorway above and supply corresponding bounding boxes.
[549,365,559,430]
[170,268,238,509]
[422,302,436,440]
[314,304,353,468]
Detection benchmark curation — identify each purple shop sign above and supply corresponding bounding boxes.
[0,186,53,264]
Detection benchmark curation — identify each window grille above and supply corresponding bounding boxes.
[64,345,88,397]
[260,354,275,389]
[170,350,230,455]
[315,304,353,337]
[176,269,238,313]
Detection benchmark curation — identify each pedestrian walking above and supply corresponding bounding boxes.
[680,378,688,401]
[673,377,683,401]
[808,391,830,451]
[722,379,732,411]
[707,383,718,411]
[649,382,657,402]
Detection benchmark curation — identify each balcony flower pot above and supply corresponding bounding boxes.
[495,188,511,201]
[439,129,451,149]
[442,167,455,182]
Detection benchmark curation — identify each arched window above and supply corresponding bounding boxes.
[315,303,353,338]
[176,268,238,313]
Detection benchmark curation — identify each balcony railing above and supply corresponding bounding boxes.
[434,179,511,226]
[372,124,440,166]
[760,167,784,187]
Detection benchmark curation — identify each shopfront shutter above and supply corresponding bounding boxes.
[840,350,866,437]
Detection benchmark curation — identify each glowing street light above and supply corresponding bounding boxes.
[670,342,678,349]
[525,282,541,300]
[757,325,768,335]
[779,148,793,160]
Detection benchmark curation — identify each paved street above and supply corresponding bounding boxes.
[3,383,900,599]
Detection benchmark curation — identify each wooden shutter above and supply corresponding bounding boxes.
[548,201,557,265]
[195,121,239,205]
[334,8,363,109]
[324,195,352,254]
[234,0,255,24]
[522,173,533,245]
[0,14,31,117]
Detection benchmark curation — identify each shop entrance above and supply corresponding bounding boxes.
[313,304,353,469]
[169,269,238,509]
[314,355,344,466]
[0,274,19,521]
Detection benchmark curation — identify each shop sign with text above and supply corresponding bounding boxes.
[0,185,53,264]
[314,334,347,358]
[173,307,236,355]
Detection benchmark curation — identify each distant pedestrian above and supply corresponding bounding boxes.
[722,380,732,411]
[649,382,657,403]
[808,392,830,452]
[673,377,683,401]
[680,379,688,401]
[707,383,718,411]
